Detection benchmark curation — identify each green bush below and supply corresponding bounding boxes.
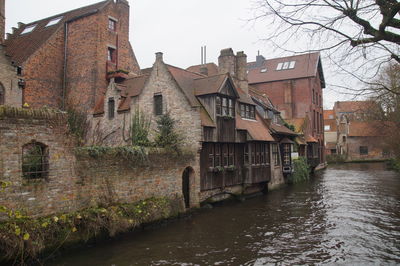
[387,158,400,172]
[154,113,182,153]
[131,108,151,146]
[326,154,346,164]
[289,157,310,183]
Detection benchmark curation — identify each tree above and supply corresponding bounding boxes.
[154,113,182,153]
[252,0,400,86]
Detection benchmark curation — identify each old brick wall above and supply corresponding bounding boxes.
[0,46,21,107]
[66,1,140,113]
[22,29,64,109]
[347,136,387,161]
[0,114,198,217]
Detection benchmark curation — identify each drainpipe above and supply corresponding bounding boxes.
[62,22,68,111]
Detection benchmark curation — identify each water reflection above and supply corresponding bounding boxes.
[51,163,400,265]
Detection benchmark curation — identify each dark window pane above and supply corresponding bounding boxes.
[108,98,115,119]
[154,95,163,115]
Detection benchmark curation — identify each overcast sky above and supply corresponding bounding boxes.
[6,0,353,109]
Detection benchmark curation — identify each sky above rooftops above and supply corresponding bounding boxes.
[6,0,365,109]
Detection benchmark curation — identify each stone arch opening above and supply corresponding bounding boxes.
[182,166,194,208]
[22,141,49,180]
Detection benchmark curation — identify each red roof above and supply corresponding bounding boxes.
[305,135,318,143]
[247,52,324,85]
[236,113,274,141]
[334,101,378,114]
[186,63,219,76]
[348,121,384,137]
[5,0,111,65]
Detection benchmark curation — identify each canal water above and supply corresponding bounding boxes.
[51,163,400,265]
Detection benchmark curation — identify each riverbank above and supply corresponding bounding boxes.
[0,197,184,265]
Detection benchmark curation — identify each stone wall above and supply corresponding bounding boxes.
[347,136,388,161]
[0,110,198,218]
[0,45,21,107]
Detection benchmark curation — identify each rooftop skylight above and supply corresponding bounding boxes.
[21,25,36,34]
[46,17,63,27]
[276,60,296,71]
[260,68,267,73]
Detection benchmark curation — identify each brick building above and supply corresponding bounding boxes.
[246,52,326,168]
[323,110,337,155]
[93,48,297,205]
[326,101,391,161]
[4,0,140,111]
[0,0,22,108]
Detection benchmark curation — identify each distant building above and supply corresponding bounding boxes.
[246,52,326,168]
[324,101,392,161]
[4,0,140,111]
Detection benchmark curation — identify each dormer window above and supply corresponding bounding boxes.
[21,25,36,35]
[260,68,267,73]
[216,95,235,117]
[46,17,63,27]
[276,61,296,70]
[108,18,117,31]
[240,103,255,119]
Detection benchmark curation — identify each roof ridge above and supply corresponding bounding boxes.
[18,0,110,26]
[193,73,226,81]
[166,64,206,78]
[247,51,320,64]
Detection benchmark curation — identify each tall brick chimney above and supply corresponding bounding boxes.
[236,51,248,94]
[0,0,5,44]
[218,48,236,76]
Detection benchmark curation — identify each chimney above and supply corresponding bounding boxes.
[256,51,265,68]
[218,48,236,76]
[199,65,208,76]
[0,0,5,44]
[155,52,163,62]
[236,51,249,94]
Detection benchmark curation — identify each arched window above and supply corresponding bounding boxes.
[0,83,4,105]
[22,142,49,179]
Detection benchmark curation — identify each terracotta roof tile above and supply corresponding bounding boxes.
[236,113,274,141]
[348,121,383,137]
[5,0,110,65]
[118,75,149,112]
[270,123,297,136]
[305,135,318,143]
[334,101,378,114]
[237,87,255,105]
[186,63,219,76]
[93,95,105,115]
[200,108,215,127]
[193,74,227,96]
[247,52,323,85]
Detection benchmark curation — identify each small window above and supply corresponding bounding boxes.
[216,96,222,115]
[228,144,234,166]
[282,61,290,70]
[272,144,280,166]
[21,24,36,34]
[328,114,334,119]
[223,144,229,167]
[324,125,331,131]
[208,144,214,167]
[17,66,22,76]
[22,142,49,179]
[215,144,221,166]
[289,61,296,69]
[108,18,117,31]
[108,98,115,119]
[46,17,63,27]
[276,62,283,70]
[154,94,163,115]
[107,47,116,63]
[260,68,267,73]
[0,84,4,105]
[360,146,368,155]
[330,149,337,154]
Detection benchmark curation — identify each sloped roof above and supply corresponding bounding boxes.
[249,86,278,112]
[305,135,318,143]
[200,108,215,127]
[236,113,274,141]
[334,101,378,114]
[193,74,228,96]
[270,123,297,136]
[237,87,255,105]
[286,118,306,134]
[93,74,149,115]
[348,121,383,137]
[118,75,150,112]
[247,52,324,85]
[166,65,203,107]
[5,0,111,65]
[186,63,219,76]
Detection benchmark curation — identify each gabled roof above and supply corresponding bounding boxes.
[247,52,325,86]
[166,65,204,107]
[249,86,279,112]
[269,123,297,136]
[186,63,219,76]
[334,101,378,114]
[93,74,149,115]
[193,73,239,98]
[5,0,111,65]
[236,113,274,141]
